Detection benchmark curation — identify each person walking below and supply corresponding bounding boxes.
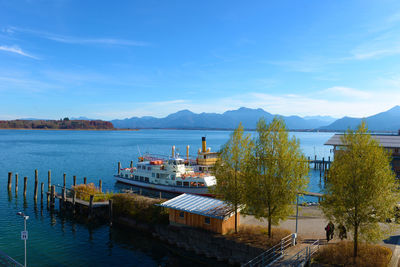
[329,221,335,240]
[339,224,347,240]
[325,223,331,242]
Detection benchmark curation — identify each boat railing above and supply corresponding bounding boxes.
[0,249,23,267]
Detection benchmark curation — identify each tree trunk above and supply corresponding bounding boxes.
[353,224,358,260]
[235,204,238,233]
[268,216,272,237]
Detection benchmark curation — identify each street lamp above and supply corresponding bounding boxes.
[17,212,29,267]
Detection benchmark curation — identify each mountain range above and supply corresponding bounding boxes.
[320,105,400,131]
[111,107,337,130]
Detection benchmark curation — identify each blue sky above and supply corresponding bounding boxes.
[1,0,400,120]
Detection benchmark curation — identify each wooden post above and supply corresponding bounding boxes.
[48,170,51,191]
[99,180,102,193]
[61,187,65,210]
[322,157,325,171]
[23,177,27,197]
[15,173,18,193]
[34,175,38,201]
[109,199,113,226]
[118,162,121,175]
[130,161,133,168]
[50,185,55,208]
[84,177,87,185]
[72,190,76,214]
[7,172,12,191]
[89,195,94,218]
[159,191,162,199]
[41,182,44,204]
[63,173,66,188]
[139,188,142,195]
[314,155,317,169]
[73,175,76,186]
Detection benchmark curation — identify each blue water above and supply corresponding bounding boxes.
[0,129,334,266]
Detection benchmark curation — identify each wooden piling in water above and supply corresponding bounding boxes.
[48,170,51,191]
[73,175,76,186]
[63,173,66,188]
[118,162,121,175]
[41,182,44,204]
[84,177,87,185]
[99,180,102,192]
[159,191,162,199]
[89,195,94,218]
[23,177,27,197]
[130,161,133,168]
[7,172,12,191]
[34,174,38,201]
[15,173,18,193]
[314,155,317,169]
[61,187,65,210]
[50,185,55,208]
[109,199,113,226]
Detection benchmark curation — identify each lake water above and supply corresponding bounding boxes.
[0,129,334,266]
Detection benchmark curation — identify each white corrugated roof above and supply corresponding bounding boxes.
[325,133,400,148]
[158,193,234,220]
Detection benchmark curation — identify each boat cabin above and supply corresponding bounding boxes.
[325,133,400,177]
[158,193,239,234]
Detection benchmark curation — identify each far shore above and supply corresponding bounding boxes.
[0,128,140,131]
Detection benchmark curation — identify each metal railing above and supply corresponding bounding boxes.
[242,234,294,267]
[283,239,320,267]
[0,249,23,267]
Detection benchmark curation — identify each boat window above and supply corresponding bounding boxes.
[145,177,149,183]
[156,173,160,178]
[125,174,128,178]
[204,217,211,224]
[198,182,205,187]
[179,212,184,218]
[152,173,155,177]
[176,181,182,186]
[183,181,189,187]
[147,167,151,171]
[135,175,138,180]
[140,176,144,182]
[171,175,175,180]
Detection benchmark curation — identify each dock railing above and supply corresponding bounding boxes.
[0,249,23,267]
[282,239,320,267]
[242,234,294,267]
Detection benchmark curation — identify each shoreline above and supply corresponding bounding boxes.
[0,128,140,131]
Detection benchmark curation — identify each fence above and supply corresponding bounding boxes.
[242,234,294,267]
[282,239,320,267]
[0,249,23,267]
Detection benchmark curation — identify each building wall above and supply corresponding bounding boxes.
[168,209,239,234]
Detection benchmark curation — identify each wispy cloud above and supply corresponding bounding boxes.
[5,26,149,46]
[0,45,38,59]
[320,86,372,100]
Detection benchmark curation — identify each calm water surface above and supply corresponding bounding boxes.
[0,129,334,266]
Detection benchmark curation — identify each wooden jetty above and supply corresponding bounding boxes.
[6,170,113,224]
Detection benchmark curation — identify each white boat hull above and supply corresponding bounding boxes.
[115,176,214,197]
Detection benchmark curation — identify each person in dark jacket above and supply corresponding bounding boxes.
[329,221,335,240]
[325,223,331,242]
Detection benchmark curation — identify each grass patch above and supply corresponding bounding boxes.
[111,193,169,224]
[72,183,111,202]
[314,241,392,267]
[225,225,291,249]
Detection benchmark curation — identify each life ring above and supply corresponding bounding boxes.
[130,169,134,173]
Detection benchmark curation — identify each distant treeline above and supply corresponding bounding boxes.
[0,118,115,130]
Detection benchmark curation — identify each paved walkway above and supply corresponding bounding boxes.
[241,206,400,266]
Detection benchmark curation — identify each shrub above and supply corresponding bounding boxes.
[111,193,169,224]
[225,225,291,249]
[72,183,111,202]
[314,241,392,267]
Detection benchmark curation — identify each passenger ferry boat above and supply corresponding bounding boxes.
[115,137,218,196]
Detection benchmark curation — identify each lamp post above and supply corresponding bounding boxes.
[17,212,29,267]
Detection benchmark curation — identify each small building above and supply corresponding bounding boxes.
[159,193,238,234]
[325,133,400,177]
